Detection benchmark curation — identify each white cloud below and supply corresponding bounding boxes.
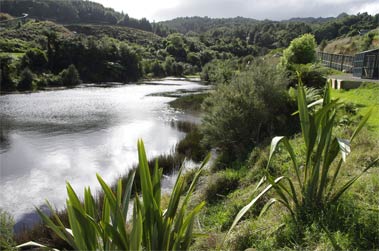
[91,0,379,21]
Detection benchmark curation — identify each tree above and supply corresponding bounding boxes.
[280,34,317,70]
[17,68,34,91]
[0,57,16,91]
[319,39,327,52]
[21,48,48,73]
[60,64,81,86]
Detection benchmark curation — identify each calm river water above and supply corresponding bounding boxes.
[0,78,207,223]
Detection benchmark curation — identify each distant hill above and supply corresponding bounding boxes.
[0,20,74,42]
[160,16,259,34]
[0,0,155,32]
[0,20,162,47]
[286,16,335,23]
[65,24,162,46]
[160,13,378,46]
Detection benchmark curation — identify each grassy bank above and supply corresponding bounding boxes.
[169,93,209,113]
[188,83,379,250]
[331,83,379,137]
[191,130,379,250]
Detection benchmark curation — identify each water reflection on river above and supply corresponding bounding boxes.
[0,79,206,221]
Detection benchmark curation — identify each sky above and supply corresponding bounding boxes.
[92,0,379,21]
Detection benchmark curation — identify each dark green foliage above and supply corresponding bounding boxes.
[280,33,317,70]
[0,20,73,43]
[150,60,166,77]
[313,12,378,42]
[66,24,162,46]
[17,67,34,90]
[161,13,378,51]
[59,64,81,86]
[0,38,30,53]
[201,59,293,161]
[118,15,153,32]
[1,0,119,27]
[200,59,237,84]
[186,52,201,67]
[319,39,327,51]
[41,36,143,82]
[21,48,48,73]
[0,56,16,91]
[288,64,328,88]
[176,126,207,162]
[169,93,208,112]
[162,56,186,76]
[165,33,187,62]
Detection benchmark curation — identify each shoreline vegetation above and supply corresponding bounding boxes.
[0,76,204,95]
[1,1,379,249]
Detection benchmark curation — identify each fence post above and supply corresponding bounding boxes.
[341,55,345,71]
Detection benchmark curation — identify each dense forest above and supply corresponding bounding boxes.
[1,0,378,92]
[1,0,379,250]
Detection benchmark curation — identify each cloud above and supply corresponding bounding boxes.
[92,0,379,21]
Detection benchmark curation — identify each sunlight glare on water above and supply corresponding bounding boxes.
[0,79,206,221]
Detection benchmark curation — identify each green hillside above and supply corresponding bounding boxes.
[65,24,162,46]
[322,28,379,55]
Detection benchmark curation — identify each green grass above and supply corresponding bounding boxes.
[0,52,25,59]
[331,83,379,137]
[169,93,209,112]
[191,83,379,250]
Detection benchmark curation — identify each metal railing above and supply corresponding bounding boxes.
[317,51,354,73]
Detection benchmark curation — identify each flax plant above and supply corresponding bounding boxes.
[36,139,209,250]
[224,80,378,246]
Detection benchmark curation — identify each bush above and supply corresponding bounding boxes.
[280,33,317,70]
[176,126,208,162]
[21,48,48,73]
[17,67,34,91]
[0,56,17,91]
[200,59,236,84]
[201,59,293,161]
[59,64,81,86]
[288,64,328,88]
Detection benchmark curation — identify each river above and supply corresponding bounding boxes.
[0,78,207,225]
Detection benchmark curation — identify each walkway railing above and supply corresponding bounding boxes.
[317,51,354,73]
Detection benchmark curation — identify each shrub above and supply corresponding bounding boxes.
[288,64,327,88]
[17,67,34,91]
[201,59,293,161]
[176,125,208,162]
[0,56,17,91]
[21,48,48,73]
[280,33,317,70]
[59,64,81,86]
[200,59,236,84]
